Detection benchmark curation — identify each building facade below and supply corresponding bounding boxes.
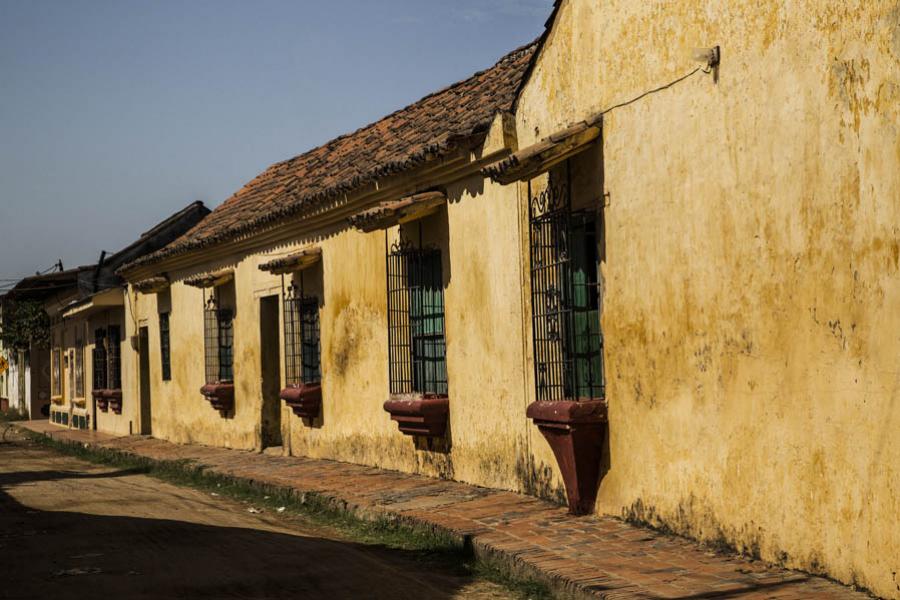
[102,1,898,597]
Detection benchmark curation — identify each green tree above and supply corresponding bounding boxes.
[0,300,50,351]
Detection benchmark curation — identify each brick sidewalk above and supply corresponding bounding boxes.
[18,421,872,600]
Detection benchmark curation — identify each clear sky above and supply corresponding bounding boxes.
[0,0,550,284]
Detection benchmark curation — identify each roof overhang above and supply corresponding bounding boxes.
[132,276,170,294]
[183,269,234,289]
[258,247,322,275]
[61,288,124,319]
[347,191,447,233]
[482,112,602,185]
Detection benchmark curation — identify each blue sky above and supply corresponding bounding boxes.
[0,0,550,283]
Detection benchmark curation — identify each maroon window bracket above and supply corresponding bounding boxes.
[383,394,449,437]
[104,389,123,414]
[92,389,109,412]
[201,382,235,414]
[280,383,322,420]
[92,389,122,413]
[526,399,608,515]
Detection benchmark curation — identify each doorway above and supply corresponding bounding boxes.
[259,295,282,449]
[138,326,152,435]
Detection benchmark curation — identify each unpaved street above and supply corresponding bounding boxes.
[0,431,515,599]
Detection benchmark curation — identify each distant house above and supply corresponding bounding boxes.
[2,267,84,419]
[106,1,897,598]
[37,201,209,434]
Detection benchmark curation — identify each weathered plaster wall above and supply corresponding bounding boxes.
[130,167,543,492]
[285,173,534,489]
[130,267,264,450]
[516,0,900,596]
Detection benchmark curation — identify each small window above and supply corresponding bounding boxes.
[283,283,321,385]
[93,328,108,390]
[107,325,122,390]
[387,238,447,396]
[159,312,171,381]
[204,294,234,384]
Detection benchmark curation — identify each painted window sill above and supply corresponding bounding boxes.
[526,399,607,515]
[92,389,122,413]
[201,382,234,413]
[280,382,322,420]
[383,393,449,437]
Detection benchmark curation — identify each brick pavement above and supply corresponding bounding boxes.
[17,421,873,600]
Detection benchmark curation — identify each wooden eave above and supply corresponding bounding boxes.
[61,288,124,319]
[132,275,170,294]
[183,269,234,289]
[258,247,322,275]
[482,112,603,185]
[347,191,447,233]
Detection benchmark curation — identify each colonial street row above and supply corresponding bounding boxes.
[1,2,897,598]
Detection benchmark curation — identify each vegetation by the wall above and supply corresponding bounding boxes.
[0,300,49,351]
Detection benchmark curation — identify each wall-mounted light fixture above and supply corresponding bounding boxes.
[692,45,721,83]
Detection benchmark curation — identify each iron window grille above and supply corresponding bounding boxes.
[51,347,61,397]
[283,281,321,385]
[203,294,233,384]
[107,325,122,390]
[92,328,108,391]
[159,312,171,381]
[387,237,448,396]
[528,166,604,402]
[68,349,75,399]
[74,335,84,398]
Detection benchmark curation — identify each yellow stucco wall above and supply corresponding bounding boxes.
[128,169,548,491]
[516,0,900,596]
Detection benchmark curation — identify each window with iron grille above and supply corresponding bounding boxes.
[204,294,233,383]
[68,348,75,399]
[528,167,604,402]
[283,283,320,385]
[159,312,171,381]
[74,334,84,398]
[107,325,122,389]
[51,347,61,397]
[387,239,447,396]
[92,328,107,390]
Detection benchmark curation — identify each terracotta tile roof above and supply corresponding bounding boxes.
[127,41,539,272]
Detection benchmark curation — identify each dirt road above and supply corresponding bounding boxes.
[0,431,515,599]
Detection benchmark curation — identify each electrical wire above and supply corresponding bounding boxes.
[598,65,709,116]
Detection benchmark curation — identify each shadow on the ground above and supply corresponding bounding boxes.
[0,461,470,600]
[0,467,149,486]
